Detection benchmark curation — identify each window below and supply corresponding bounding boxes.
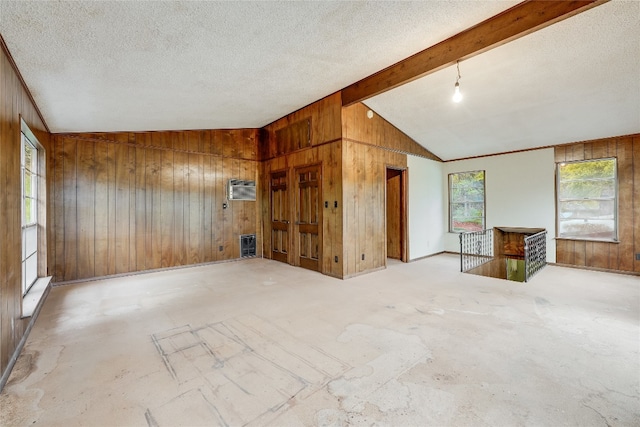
[449,170,485,232]
[557,158,617,241]
[21,125,40,295]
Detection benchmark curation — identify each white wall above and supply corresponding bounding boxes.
[442,148,557,262]
[407,155,445,260]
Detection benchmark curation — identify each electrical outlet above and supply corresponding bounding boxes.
[325,201,328,208]
[219,245,224,252]
[334,256,338,263]
[636,253,640,261]
[334,201,338,208]
[361,253,365,261]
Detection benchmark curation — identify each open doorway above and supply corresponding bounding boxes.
[386,167,407,262]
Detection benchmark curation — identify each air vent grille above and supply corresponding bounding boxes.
[227,179,256,201]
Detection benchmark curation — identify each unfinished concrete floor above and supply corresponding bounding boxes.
[1,254,638,426]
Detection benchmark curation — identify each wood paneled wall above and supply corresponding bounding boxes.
[0,40,50,380]
[261,95,424,278]
[342,140,406,277]
[261,142,343,277]
[555,135,640,273]
[261,93,342,161]
[261,93,343,277]
[342,102,441,161]
[50,130,260,282]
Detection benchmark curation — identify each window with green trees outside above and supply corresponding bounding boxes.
[449,170,485,233]
[557,158,617,241]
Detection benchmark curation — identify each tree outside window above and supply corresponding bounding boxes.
[449,170,485,232]
[557,158,617,241]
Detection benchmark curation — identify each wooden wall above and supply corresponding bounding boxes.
[0,40,50,381]
[555,135,640,274]
[261,93,343,278]
[260,96,434,278]
[50,130,260,282]
[342,140,406,277]
[341,102,441,161]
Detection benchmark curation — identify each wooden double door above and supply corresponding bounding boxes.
[270,164,322,272]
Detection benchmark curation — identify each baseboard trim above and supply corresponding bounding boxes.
[409,251,446,262]
[53,257,260,287]
[551,262,640,276]
[342,265,386,280]
[0,279,52,393]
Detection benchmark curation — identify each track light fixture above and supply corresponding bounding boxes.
[453,60,463,103]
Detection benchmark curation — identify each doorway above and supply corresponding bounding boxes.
[270,170,290,263]
[386,167,407,262]
[295,164,322,272]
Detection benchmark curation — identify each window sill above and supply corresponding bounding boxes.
[21,276,52,318]
[555,237,619,244]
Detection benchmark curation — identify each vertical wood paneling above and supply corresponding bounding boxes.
[160,148,174,268]
[135,146,146,271]
[94,142,109,278]
[555,135,639,273]
[173,150,187,267]
[634,137,640,273]
[106,144,117,275]
[49,130,260,282]
[52,137,65,280]
[76,140,95,279]
[617,138,634,271]
[212,154,224,260]
[1,41,50,378]
[114,144,130,274]
[342,102,441,161]
[62,138,78,281]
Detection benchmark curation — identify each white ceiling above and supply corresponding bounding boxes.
[1,1,638,161]
[365,0,640,160]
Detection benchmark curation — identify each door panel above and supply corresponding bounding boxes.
[270,170,289,263]
[296,165,321,272]
[386,168,406,261]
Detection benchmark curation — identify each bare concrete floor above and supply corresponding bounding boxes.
[1,254,639,426]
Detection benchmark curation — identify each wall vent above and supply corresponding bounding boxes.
[227,179,256,201]
[240,234,256,258]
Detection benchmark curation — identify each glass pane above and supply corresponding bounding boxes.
[24,198,33,225]
[451,217,484,232]
[558,159,615,181]
[559,199,614,221]
[24,171,33,197]
[558,218,615,240]
[24,142,33,171]
[450,171,484,203]
[24,225,37,258]
[558,178,615,200]
[24,253,38,293]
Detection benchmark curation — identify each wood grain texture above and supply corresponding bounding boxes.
[386,169,402,260]
[342,103,441,161]
[342,140,407,277]
[0,41,50,379]
[555,134,639,273]
[341,0,606,105]
[634,136,640,273]
[49,130,260,282]
[261,93,342,160]
[261,142,343,277]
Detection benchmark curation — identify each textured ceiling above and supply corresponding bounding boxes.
[0,0,516,133]
[0,1,638,160]
[365,0,640,160]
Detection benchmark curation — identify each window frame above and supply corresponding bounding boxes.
[448,170,486,233]
[21,122,41,296]
[556,157,618,242]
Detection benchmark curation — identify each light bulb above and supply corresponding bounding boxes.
[453,82,463,103]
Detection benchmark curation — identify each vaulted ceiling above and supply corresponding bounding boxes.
[1,0,638,160]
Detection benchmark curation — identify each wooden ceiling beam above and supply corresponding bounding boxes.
[341,0,608,106]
